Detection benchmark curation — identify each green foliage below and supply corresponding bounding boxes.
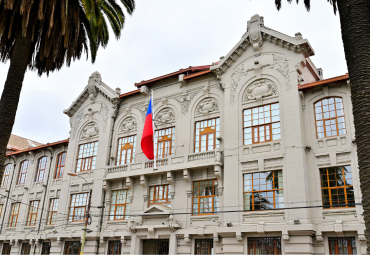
[274,0,338,14]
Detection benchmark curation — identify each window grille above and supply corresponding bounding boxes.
[142,239,169,255]
[149,185,171,208]
[1,243,11,255]
[195,239,213,255]
[243,103,280,145]
[329,237,357,255]
[68,193,88,222]
[248,237,282,255]
[55,152,66,179]
[20,243,31,255]
[320,166,355,209]
[109,190,130,220]
[63,242,81,255]
[195,118,220,152]
[155,128,175,159]
[17,160,29,185]
[192,180,219,215]
[47,198,59,225]
[35,157,48,182]
[108,241,122,255]
[116,136,136,165]
[76,142,98,172]
[314,97,346,138]
[26,200,39,226]
[243,170,284,211]
[1,164,12,187]
[41,242,51,255]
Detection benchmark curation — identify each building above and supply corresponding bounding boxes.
[6,135,43,154]
[0,14,364,255]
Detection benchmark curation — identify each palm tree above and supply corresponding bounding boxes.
[275,0,370,252]
[0,0,134,179]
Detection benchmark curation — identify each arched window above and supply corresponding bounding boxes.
[1,164,12,187]
[35,157,48,182]
[55,152,66,179]
[116,136,136,165]
[314,97,346,138]
[17,160,29,185]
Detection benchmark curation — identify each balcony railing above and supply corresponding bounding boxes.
[107,164,128,173]
[188,150,216,162]
[145,158,168,168]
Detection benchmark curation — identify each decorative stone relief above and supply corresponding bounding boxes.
[80,122,99,140]
[243,79,277,102]
[174,92,199,115]
[119,117,137,133]
[273,54,290,90]
[87,71,102,103]
[135,104,149,122]
[99,103,109,132]
[155,108,175,126]
[247,14,264,52]
[196,98,219,115]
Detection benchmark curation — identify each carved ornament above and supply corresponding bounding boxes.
[80,122,99,139]
[155,108,175,126]
[87,72,102,103]
[243,79,277,102]
[119,117,137,133]
[196,98,219,115]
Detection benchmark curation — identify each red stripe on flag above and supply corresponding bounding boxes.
[141,113,154,160]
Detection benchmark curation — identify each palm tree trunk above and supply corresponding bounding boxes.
[337,0,370,253]
[0,32,33,180]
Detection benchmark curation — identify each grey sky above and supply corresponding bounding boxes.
[0,0,347,144]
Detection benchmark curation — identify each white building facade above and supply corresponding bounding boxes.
[0,15,365,255]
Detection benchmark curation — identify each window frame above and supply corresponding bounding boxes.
[243,102,281,145]
[155,127,175,159]
[1,164,12,187]
[328,236,357,255]
[0,204,3,218]
[8,202,20,227]
[243,170,284,211]
[192,179,219,216]
[35,157,48,182]
[75,141,98,173]
[194,118,220,153]
[68,193,89,222]
[320,166,355,209]
[17,160,29,185]
[247,237,282,255]
[109,190,130,221]
[194,239,213,255]
[47,198,59,225]
[314,97,346,139]
[54,152,67,179]
[20,243,31,255]
[63,241,81,255]
[149,185,171,208]
[108,240,122,255]
[1,243,11,255]
[26,200,39,226]
[116,135,136,165]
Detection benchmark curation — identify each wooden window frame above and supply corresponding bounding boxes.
[248,237,282,255]
[1,243,11,255]
[54,152,66,179]
[26,200,39,226]
[116,136,136,165]
[0,204,3,218]
[243,170,284,211]
[68,193,88,222]
[75,142,98,173]
[17,160,29,185]
[109,190,130,220]
[8,203,20,227]
[108,240,122,255]
[149,185,171,208]
[47,198,59,225]
[20,243,31,255]
[194,239,213,255]
[328,237,357,255]
[1,164,12,187]
[243,103,281,145]
[41,242,51,255]
[155,127,174,159]
[35,157,48,182]
[192,179,219,216]
[320,166,355,209]
[63,241,81,255]
[314,97,346,139]
[194,118,220,153]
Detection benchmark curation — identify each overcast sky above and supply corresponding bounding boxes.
[0,0,347,144]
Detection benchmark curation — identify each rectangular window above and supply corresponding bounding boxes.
[17,161,29,185]
[55,152,66,179]
[68,193,88,222]
[195,239,213,255]
[155,127,175,159]
[108,241,122,255]
[142,239,169,255]
[1,243,11,255]
[35,157,48,182]
[0,204,3,217]
[41,242,51,255]
[195,118,220,152]
[192,180,219,215]
[320,166,355,209]
[248,237,282,255]
[116,136,136,165]
[64,242,81,255]
[243,170,284,211]
[76,142,98,172]
[2,164,12,187]
[26,200,39,226]
[20,243,31,255]
[8,203,20,227]
[329,237,357,255]
[149,185,171,208]
[47,198,59,225]
[109,190,130,220]
[243,103,280,145]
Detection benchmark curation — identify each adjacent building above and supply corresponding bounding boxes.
[0,15,364,255]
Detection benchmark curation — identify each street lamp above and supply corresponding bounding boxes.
[68,173,92,255]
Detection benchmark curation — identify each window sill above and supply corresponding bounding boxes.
[322,207,357,216]
[106,220,128,225]
[65,221,85,227]
[190,214,219,219]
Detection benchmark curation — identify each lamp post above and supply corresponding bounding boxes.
[68,173,92,255]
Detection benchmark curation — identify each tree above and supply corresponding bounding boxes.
[0,0,135,180]
[275,0,370,252]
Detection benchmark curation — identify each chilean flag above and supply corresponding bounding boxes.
[141,97,154,160]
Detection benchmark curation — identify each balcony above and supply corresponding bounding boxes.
[104,149,222,180]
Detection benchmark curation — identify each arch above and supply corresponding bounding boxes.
[241,78,278,103]
[118,116,138,134]
[17,160,29,185]
[78,120,100,141]
[35,156,48,182]
[54,151,67,179]
[2,163,13,187]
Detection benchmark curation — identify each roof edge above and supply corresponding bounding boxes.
[6,139,69,156]
[298,74,349,90]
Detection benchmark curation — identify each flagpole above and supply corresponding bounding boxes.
[152,89,157,170]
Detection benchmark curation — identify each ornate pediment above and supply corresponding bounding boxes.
[196,98,219,116]
[80,122,99,140]
[243,79,277,102]
[154,108,175,126]
[143,205,172,215]
[119,117,137,133]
